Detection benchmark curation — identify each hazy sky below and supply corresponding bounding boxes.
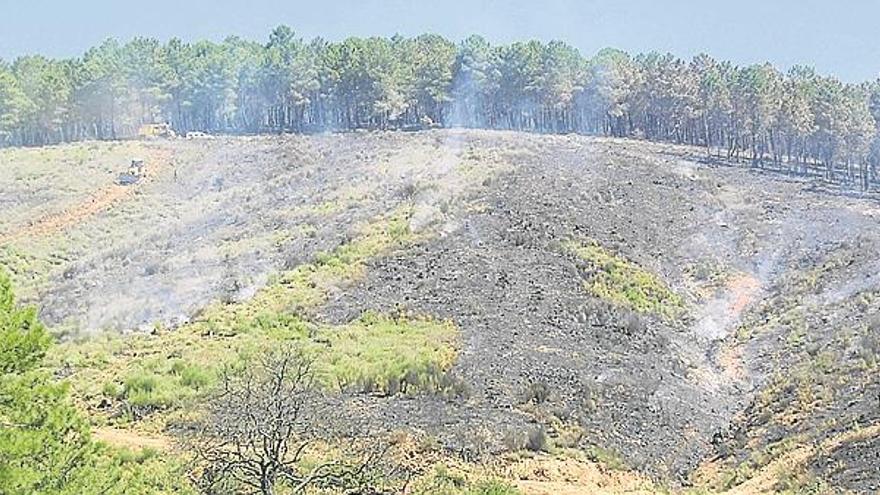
[1,0,878,82]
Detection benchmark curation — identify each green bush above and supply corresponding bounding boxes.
[412,466,520,495]
[124,373,159,395]
[123,372,167,407]
[102,381,123,398]
[179,365,212,390]
[119,361,215,410]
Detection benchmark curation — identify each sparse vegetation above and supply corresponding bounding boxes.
[585,445,629,471]
[181,346,386,495]
[196,206,418,336]
[411,465,520,495]
[566,240,684,317]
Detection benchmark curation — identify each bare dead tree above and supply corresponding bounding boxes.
[181,346,388,495]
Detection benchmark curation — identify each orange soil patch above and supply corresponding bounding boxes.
[93,426,172,452]
[717,342,747,381]
[726,273,761,317]
[0,148,171,245]
[714,273,760,381]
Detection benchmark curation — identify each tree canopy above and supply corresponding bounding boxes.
[1,26,879,187]
[0,269,97,494]
[0,269,192,494]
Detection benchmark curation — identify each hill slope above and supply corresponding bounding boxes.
[1,130,878,493]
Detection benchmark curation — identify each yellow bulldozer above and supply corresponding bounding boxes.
[137,123,176,139]
[117,159,146,186]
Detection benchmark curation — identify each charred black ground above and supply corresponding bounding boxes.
[319,133,880,486]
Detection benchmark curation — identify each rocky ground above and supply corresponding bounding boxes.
[2,130,878,492]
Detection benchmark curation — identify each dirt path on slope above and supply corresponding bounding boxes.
[0,147,172,245]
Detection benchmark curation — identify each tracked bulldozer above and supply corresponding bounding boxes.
[137,123,176,139]
[117,159,146,186]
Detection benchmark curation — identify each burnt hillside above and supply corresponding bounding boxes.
[2,130,877,493]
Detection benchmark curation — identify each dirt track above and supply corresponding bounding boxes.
[0,148,172,245]
[2,130,878,491]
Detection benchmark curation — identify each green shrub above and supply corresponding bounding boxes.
[179,364,212,391]
[119,361,215,410]
[123,372,167,407]
[124,373,159,395]
[412,467,519,495]
[102,381,123,398]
